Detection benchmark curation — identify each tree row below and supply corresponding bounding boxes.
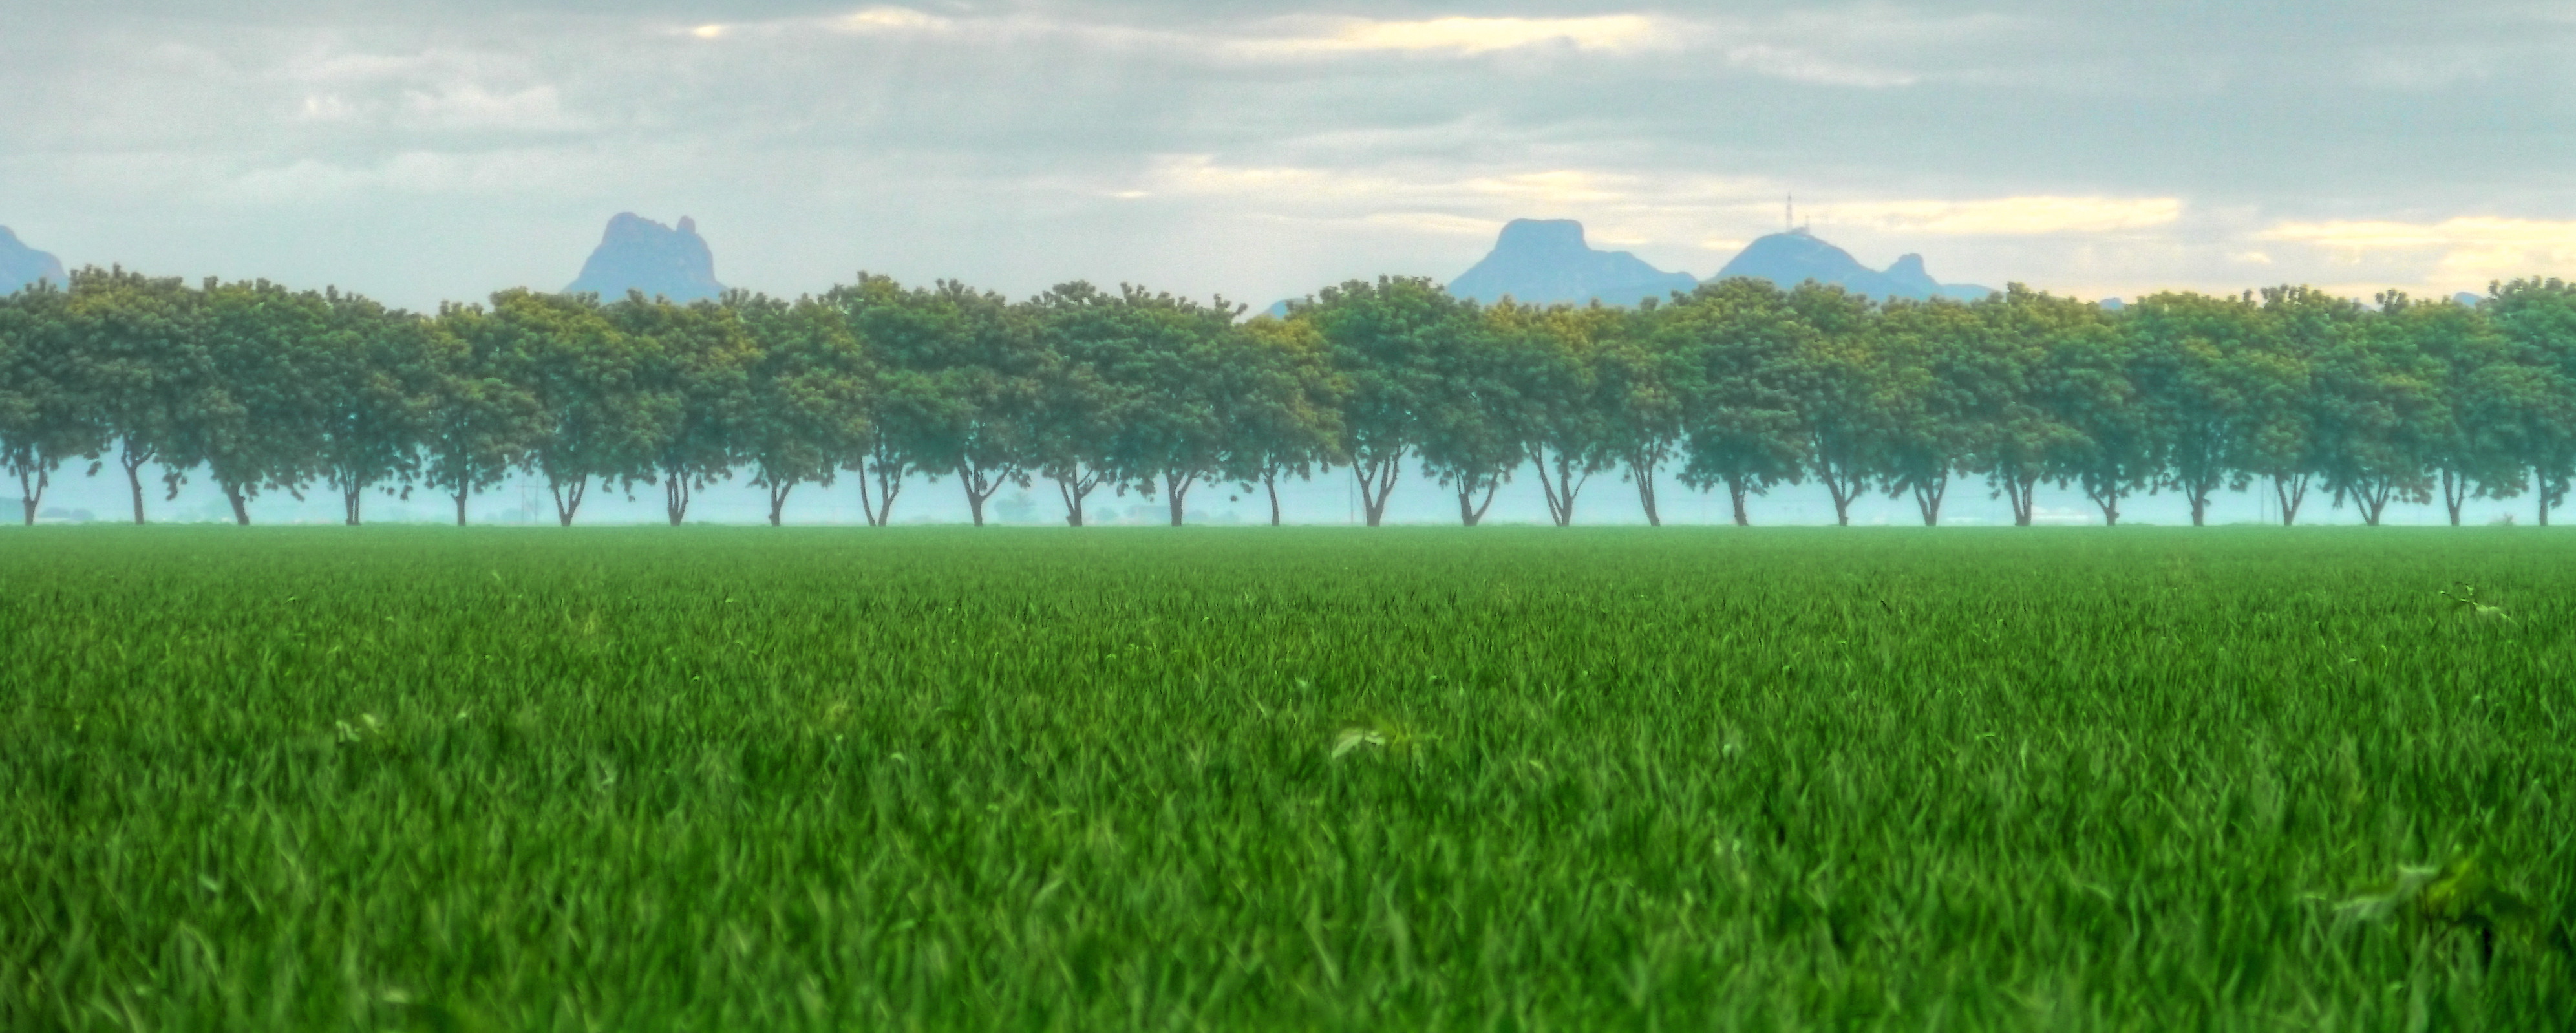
[6,267,2576,527]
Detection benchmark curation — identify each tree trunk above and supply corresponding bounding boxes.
[1531,449,1584,527]
[17,467,44,525]
[1457,482,1498,527]
[551,476,588,526]
[454,490,469,527]
[2442,469,2466,526]
[2001,473,2037,526]
[958,463,999,526]
[766,480,794,526]
[1913,477,1946,526]
[1354,454,1400,527]
[2189,493,2208,527]
[1826,480,1853,527]
[2087,482,2122,526]
[344,485,363,526]
[1631,456,1661,527]
[1728,478,1751,526]
[1264,471,1282,526]
[122,445,150,524]
[227,485,251,526]
[858,458,902,527]
[2272,473,2308,526]
[2358,482,2392,527]
[1164,471,1197,526]
[1056,471,1097,526]
[665,473,690,526]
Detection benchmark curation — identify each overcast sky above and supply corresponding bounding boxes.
[7,1,2575,312]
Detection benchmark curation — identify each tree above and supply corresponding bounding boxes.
[475,290,669,526]
[1589,301,1685,526]
[834,278,1042,526]
[189,279,336,524]
[1222,316,1347,526]
[1871,299,1976,525]
[1301,278,1471,526]
[739,294,869,526]
[1967,288,2092,526]
[1034,282,1245,526]
[1414,301,1523,526]
[0,283,107,524]
[61,268,207,524]
[610,293,760,525]
[1028,284,1131,526]
[2037,293,2156,526]
[314,291,440,525]
[2486,278,2576,524]
[2128,292,2266,526]
[822,277,935,526]
[426,303,545,526]
[2400,294,2524,524]
[1667,279,1808,526]
[2302,292,2441,526]
[1783,284,1886,526]
[1501,303,1619,527]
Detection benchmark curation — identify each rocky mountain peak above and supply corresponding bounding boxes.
[566,213,725,303]
[0,226,67,295]
[1447,218,1699,306]
[1711,231,1992,302]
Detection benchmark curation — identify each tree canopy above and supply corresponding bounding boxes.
[6,266,2573,527]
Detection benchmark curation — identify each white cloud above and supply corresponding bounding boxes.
[674,6,1919,87]
[1818,196,2185,235]
[1721,44,1917,87]
[2259,217,2576,283]
[827,7,954,36]
[1363,212,1502,236]
[1239,16,1672,56]
[402,83,579,132]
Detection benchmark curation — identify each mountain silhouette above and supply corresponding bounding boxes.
[1446,219,1699,306]
[0,226,66,295]
[1710,229,1992,301]
[566,213,725,303]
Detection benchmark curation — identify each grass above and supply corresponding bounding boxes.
[3,527,2572,1031]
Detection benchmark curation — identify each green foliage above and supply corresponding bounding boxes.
[14,268,2576,529]
[3,527,2573,1028]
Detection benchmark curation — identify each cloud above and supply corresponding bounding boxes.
[673,6,1919,87]
[1817,196,2186,235]
[1719,43,1917,87]
[2258,217,2576,283]
[1239,15,1671,56]
[1362,212,1502,237]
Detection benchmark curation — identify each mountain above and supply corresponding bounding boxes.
[566,213,725,303]
[1709,229,1993,301]
[0,226,66,295]
[1446,219,1699,306]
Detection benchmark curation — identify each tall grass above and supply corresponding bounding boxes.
[3,527,2570,1030]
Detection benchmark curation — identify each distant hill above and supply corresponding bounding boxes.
[566,213,725,303]
[0,226,66,295]
[1446,219,1699,306]
[1710,229,1993,301]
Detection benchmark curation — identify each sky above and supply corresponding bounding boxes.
[7,0,2576,313]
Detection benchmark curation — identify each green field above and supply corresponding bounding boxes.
[4,528,2571,1031]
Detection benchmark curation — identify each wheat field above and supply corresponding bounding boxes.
[4,527,2571,1030]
